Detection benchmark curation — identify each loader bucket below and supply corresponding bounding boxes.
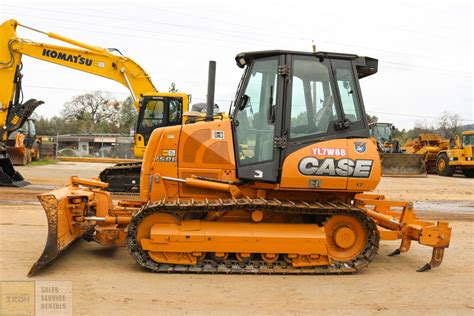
[0,149,29,187]
[6,146,27,165]
[380,153,427,177]
[28,187,90,276]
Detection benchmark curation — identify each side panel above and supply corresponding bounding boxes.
[141,125,181,202]
[346,139,381,191]
[280,139,349,190]
[280,138,380,191]
[178,120,237,198]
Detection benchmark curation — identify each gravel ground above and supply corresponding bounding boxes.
[1,162,473,315]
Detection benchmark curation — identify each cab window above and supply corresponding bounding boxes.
[333,60,362,123]
[462,134,474,146]
[142,99,164,127]
[168,98,182,124]
[290,57,337,138]
[235,57,278,166]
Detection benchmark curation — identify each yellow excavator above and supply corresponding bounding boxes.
[0,19,190,190]
[28,49,451,276]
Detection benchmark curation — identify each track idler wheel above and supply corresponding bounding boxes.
[325,214,368,262]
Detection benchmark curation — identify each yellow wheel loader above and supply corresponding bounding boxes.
[28,50,451,276]
[369,122,426,176]
[436,131,474,177]
[6,119,41,165]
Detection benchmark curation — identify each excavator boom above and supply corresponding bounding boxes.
[0,19,189,188]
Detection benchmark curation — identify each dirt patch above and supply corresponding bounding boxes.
[0,163,473,314]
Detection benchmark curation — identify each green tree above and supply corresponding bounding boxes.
[366,114,378,124]
[437,111,461,139]
[119,96,137,135]
[61,91,121,133]
[169,82,178,93]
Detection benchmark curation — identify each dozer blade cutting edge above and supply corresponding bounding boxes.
[380,153,427,177]
[0,149,29,187]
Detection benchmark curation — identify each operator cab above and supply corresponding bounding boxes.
[232,50,378,182]
[136,95,185,144]
[369,123,394,142]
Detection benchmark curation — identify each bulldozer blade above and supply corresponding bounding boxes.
[380,153,427,177]
[0,149,29,187]
[28,188,88,276]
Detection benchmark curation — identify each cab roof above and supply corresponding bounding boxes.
[235,50,378,78]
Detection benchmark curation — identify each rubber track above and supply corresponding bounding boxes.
[127,198,380,274]
[99,162,142,194]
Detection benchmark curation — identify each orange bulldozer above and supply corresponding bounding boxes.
[29,50,451,276]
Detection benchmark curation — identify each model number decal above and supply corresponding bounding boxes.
[298,157,373,178]
[155,156,176,162]
[311,147,346,156]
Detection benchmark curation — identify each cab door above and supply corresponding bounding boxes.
[280,54,349,190]
[233,55,284,182]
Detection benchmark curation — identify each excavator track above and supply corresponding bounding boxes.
[99,162,142,193]
[127,198,380,274]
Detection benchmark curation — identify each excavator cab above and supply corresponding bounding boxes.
[136,95,184,145]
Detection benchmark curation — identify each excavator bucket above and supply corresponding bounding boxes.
[0,149,29,187]
[380,153,427,177]
[28,186,92,276]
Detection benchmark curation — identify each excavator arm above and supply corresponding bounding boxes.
[1,18,158,140]
[0,19,189,187]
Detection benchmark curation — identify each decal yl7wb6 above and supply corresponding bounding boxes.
[298,157,373,178]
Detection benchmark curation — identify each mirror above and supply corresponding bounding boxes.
[238,94,250,110]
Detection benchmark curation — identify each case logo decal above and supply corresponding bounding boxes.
[298,157,373,178]
[354,142,367,154]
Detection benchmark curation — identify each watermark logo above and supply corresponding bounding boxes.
[1,280,72,315]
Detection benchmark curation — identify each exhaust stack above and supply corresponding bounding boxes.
[206,60,216,121]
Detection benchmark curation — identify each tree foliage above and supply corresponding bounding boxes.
[169,82,178,93]
[118,96,137,135]
[366,114,378,124]
[437,111,461,139]
[35,92,137,135]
